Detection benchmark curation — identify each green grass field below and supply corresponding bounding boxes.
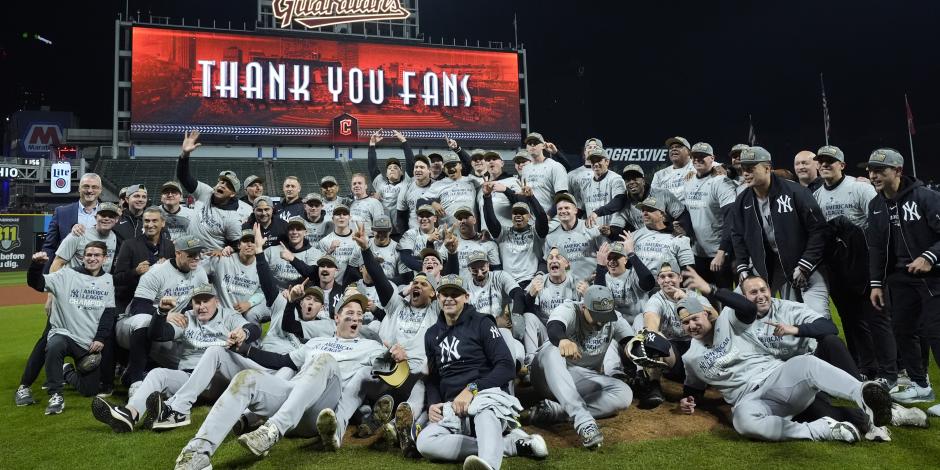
[1,286,939,469]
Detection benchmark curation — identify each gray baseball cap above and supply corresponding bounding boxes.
[415,154,432,167]
[239,229,255,242]
[386,157,402,168]
[303,193,323,205]
[815,145,845,163]
[174,235,207,254]
[253,195,273,208]
[525,132,545,144]
[302,286,324,302]
[553,193,577,207]
[190,284,217,299]
[442,153,460,165]
[416,204,436,217]
[729,144,749,158]
[243,175,263,189]
[372,216,393,231]
[332,203,350,215]
[584,137,604,149]
[316,255,338,268]
[637,196,666,213]
[454,206,474,219]
[161,181,183,194]
[739,146,772,164]
[510,202,530,214]
[544,244,571,262]
[469,149,486,161]
[864,148,904,169]
[677,296,707,318]
[608,242,629,258]
[97,202,122,216]
[586,148,608,162]
[513,150,532,162]
[412,272,439,291]
[665,136,691,149]
[438,274,468,295]
[468,251,489,266]
[419,247,443,262]
[286,216,307,230]
[583,285,617,323]
[217,173,241,193]
[483,150,501,161]
[690,142,715,157]
[320,176,338,186]
[622,164,645,177]
[125,184,147,196]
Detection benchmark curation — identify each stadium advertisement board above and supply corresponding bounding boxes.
[130,27,521,146]
[0,215,37,272]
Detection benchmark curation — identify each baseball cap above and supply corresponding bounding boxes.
[554,193,577,207]
[729,144,749,158]
[637,196,665,213]
[161,181,183,194]
[454,206,474,219]
[372,216,393,231]
[468,251,489,266]
[217,173,241,193]
[416,204,436,217]
[470,149,486,161]
[412,272,439,291]
[690,142,715,157]
[243,175,263,189]
[665,136,691,149]
[815,145,845,163]
[125,184,147,196]
[544,244,571,262]
[118,187,127,199]
[583,285,617,323]
[584,137,604,149]
[303,193,323,205]
[622,164,646,177]
[513,150,532,163]
[253,195,273,208]
[442,153,460,165]
[332,203,350,215]
[864,148,904,169]
[608,242,629,258]
[414,154,431,167]
[302,286,324,302]
[238,229,255,242]
[286,216,307,230]
[97,202,122,216]
[316,255,338,268]
[386,158,402,168]
[427,152,444,163]
[320,176,338,187]
[338,291,370,312]
[586,148,608,162]
[437,274,468,296]
[738,146,772,164]
[174,235,207,254]
[676,296,707,321]
[525,132,545,144]
[419,248,443,262]
[510,202,530,214]
[190,284,217,300]
[483,150,501,161]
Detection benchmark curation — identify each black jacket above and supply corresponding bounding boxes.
[113,211,144,248]
[866,176,940,289]
[112,232,176,305]
[731,173,831,281]
[424,304,515,405]
[826,215,870,295]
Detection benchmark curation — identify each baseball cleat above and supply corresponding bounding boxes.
[523,399,564,426]
[863,426,891,442]
[890,383,936,404]
[373,394,395,425]
[141,391,163,430]
[237,421,280,457]
[44,393,65,415]
[824,417,860,443]
[578,422,604,449]
[375,422,397,450]
[174,451,212,470]
[515,434,549,459]
[91,396,135,432]
[638,380,665,410]
[15,385,35,406]
[890,403,929,428]
[463,455,494,470]
[861,381,893,427]
[394,402,419,456]
[63,363,78,389]
[153,409,191,430]
[316,408,340,452]
[874,377,897,392]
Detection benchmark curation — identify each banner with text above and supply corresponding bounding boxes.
[605,147,670,176]
[0,215,37,272]
[131,26,521,146]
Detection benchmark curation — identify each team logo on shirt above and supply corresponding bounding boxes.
[0,224,21,252]
[439,336,461,363]
[776,195,793,213]
[490,326,501,338]
[902,201,921,221]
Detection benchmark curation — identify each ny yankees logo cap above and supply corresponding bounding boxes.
[690,142,715,157]
[814,145,845,163]
[664,136,691,149]
[583,285,617,323]
[190,283,217,299]
[729,144,749,158]
[97,202,122,216]
[739,146,772,164]
[437,274,468,296]
[174,235,207,254]
[864,148,904,169]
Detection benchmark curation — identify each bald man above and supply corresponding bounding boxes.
[793,151,823,192]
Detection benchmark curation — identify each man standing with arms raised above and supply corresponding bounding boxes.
[175,131,243,250]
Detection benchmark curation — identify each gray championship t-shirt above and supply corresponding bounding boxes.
[633,227,695,276]
[171,307,249,370]
[160,205,198,241]
[288,335,387,384]
[650,161,695,202]
[191,182,244,250]
[129,261,209,317]
[466,271,520,317]
[520,158,569,211]
[544,221,604,283]
[55,229,118,272]
[396,179,434,231]
[813,177,877,230]
[44,268,115,349]
[548,301,635,371]
[683,173,737,257]
[264,244,324,290]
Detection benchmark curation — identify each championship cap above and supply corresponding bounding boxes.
[316,255,338,268]
[97,202,122,216]
[302,285,324,302]
[332,203,350,215]
[513,150,532,163]
[338,291,370,312]
[437,274,468,296]
[470,149,486,161]
[738,146,772,164]
[584,137,604,149]
[243,175,263,189]
[118,187,128,199]
[161,181,183,193]
[286,216,307,230]
[511,202,530,214]
[320,176,338,186]
[664,136,691,149]
[586,147,608,162]
[217,173,241,193]
[525,132,546,144]
[385,158,402,168]
[125,184,147,196]
[303,193,323,205]
[253,195,273,208]
[553,193,577,207]
[729,144,749,158]
[190,284,217,300]
[454,206,474,219]
[239,229,255,242]
[815,145,845,163]
[622,164,646,177]
[637,196,666,213]
[483,150,501,161]
[676,296,707,321]
[583,285,617,323]
[416,204,436,217]
[174,235,207,254]
[608,242,629,258]
[372,216,393,231]
[442,153,460,165]
[468,251,489,266]
[864,148,904,169]
[419,247,443,262]
[690,142,715,157]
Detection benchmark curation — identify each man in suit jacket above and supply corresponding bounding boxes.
[42,173,103,272]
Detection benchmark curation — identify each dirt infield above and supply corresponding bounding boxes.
[0,285,46,307]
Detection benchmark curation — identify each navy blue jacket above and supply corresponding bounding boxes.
[731,173,831,281]
[424,304,515,405]
[866,176,940,289]
[42,201,83,272]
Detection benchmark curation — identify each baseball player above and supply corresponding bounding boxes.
[204,227,278,324]
[396,154,435,232]
[482,184,549,286]
[651,136,695,202]
[398,204,443,273]
[581,147,627,229]
[242,196,286,250]
[450,207,501,278]
[676,280,893,443]
[367,216,404,283]
[261,281,333,355]
[92,284,260,432]
[299,193,333,246]
[609,164,691,237]
[368,129,414,224]
[462,250,528,360]
[526,246,581,323]
[631,196,695,277]
[567,138,604,211]
[416,274,548,470]
[593,236,657,326]
[348,173,386,234]
[479,151,524,232]
[264,217,323,290]
[50,202,121,273]
[318,204,363,283]
[423,153,483,225]
[21,243,115,414]
[525,285,635,449]
[159,181,198,241]
[175,130,243,250]
[275,176,304,222]
[171,293,385,469]
[117,235,210,391]
[683,142,738,288]
[519,132,569,211]
[544,194,606,283]
[237,175,264,223]
[318,175,347,220]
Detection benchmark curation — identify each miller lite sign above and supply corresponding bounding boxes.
[50,161,71,194]
[332,113,359,143]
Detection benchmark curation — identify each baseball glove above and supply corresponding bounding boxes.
[77,352,101,373]
[626,329,673,370]
[371,352,410,388]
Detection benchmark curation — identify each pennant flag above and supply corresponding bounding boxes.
[821,73,830,144]
[747,115,757,145]
[905,94,916,136]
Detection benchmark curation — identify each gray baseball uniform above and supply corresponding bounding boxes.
[581,172,627,226]
[492,225,542,284]
[533,275,580,320]
[684,173,737,257]
[743,298,824,359]
[603,269,648,324]
[368,239,402,281]
[479,176,524,232]
[423,175,483,223]
[55,229,118,272]
[544,221,605,283]
[454,236,500,280]
[318,231,363,281]
[396,180,434,231]
[373,173,411,220]
[642,290,706,341]
[202,255,262,311]
[261,295,337,355]
[567,165,594,210]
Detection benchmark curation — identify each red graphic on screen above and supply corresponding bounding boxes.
[131,27,521,145]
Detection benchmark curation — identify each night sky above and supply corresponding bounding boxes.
[2,0,938,180]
